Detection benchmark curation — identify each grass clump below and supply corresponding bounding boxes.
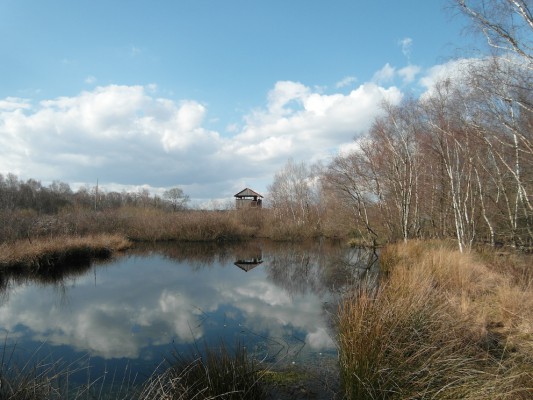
[338,240,533,399]
[138,342,266,400]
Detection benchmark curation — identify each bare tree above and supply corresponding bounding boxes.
[163,187,190,211]
[268,159,314,225]
[366,100,423,242]
[455,0,533,65]
[326,144,381,244]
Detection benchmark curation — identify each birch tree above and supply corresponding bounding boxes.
[326,147,380,243]
[455,0,533,66]
[421,80,482,252]
[465,58,533,245]
[268,159,314,225]
[367,100,422,242]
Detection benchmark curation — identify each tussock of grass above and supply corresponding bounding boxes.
[338,241,533,399]
[139,342,266,400]
[0,234,131,270]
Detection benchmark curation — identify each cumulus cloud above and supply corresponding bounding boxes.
[0,97,31,112]
[0,79,404,202]
[338,140,362,157]
[372,62,422,86]
[0,85,222,189]
[224,81,402,167]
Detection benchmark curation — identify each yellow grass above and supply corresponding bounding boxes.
[0,234,131,269]
[338,240,533,399]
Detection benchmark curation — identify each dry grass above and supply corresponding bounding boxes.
[0,234,131,270]
[0,205,338,245]
[114,207,326,242]
[0,340,265,400]
[338,240,533,399]
[138,342,266,400]
[60,208,262,242]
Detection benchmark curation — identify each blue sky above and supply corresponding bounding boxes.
[0,1,476,206]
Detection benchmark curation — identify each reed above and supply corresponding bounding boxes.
[338,241,533,399]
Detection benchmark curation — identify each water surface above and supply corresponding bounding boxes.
[0,239,378,386]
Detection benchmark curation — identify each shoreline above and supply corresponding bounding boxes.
[0,234,132,270]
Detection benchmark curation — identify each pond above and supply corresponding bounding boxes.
[0,239,378,394]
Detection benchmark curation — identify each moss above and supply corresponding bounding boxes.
[261,369,308,386]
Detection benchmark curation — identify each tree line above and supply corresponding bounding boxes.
[0,173,189,214]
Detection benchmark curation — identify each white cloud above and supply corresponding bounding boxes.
[419,58,477,98]
[398,37,413,59]
[372,63,396,84]
[398,65,421,83]
[0,97,31,111]
[335,76,357,88]
[372,62,422,86]
[0,85,225,188]
[338,140,361,157]
[222,82,402,169]
[0,79,404,202]
[85,75,97,84]
[267,80,310,116]
[146,83,158,93]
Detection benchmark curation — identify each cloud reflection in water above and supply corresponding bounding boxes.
[0,241,378,367]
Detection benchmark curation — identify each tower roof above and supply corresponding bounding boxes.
[234,188,263,198]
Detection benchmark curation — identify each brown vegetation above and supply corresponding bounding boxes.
[139,342,266,400]
[0,234,131,270]
[338,241,533,399]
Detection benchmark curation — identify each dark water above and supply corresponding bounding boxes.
[0,239,378,388]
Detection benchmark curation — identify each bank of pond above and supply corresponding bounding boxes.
[0,238,531,399]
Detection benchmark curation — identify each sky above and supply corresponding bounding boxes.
[0,0,478,206]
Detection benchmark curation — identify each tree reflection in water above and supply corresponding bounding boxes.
[263,240,379,297]
[128,239,379,298]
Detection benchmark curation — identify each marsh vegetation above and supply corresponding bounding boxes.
[0,1,531,398]
[339,241,533,399]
